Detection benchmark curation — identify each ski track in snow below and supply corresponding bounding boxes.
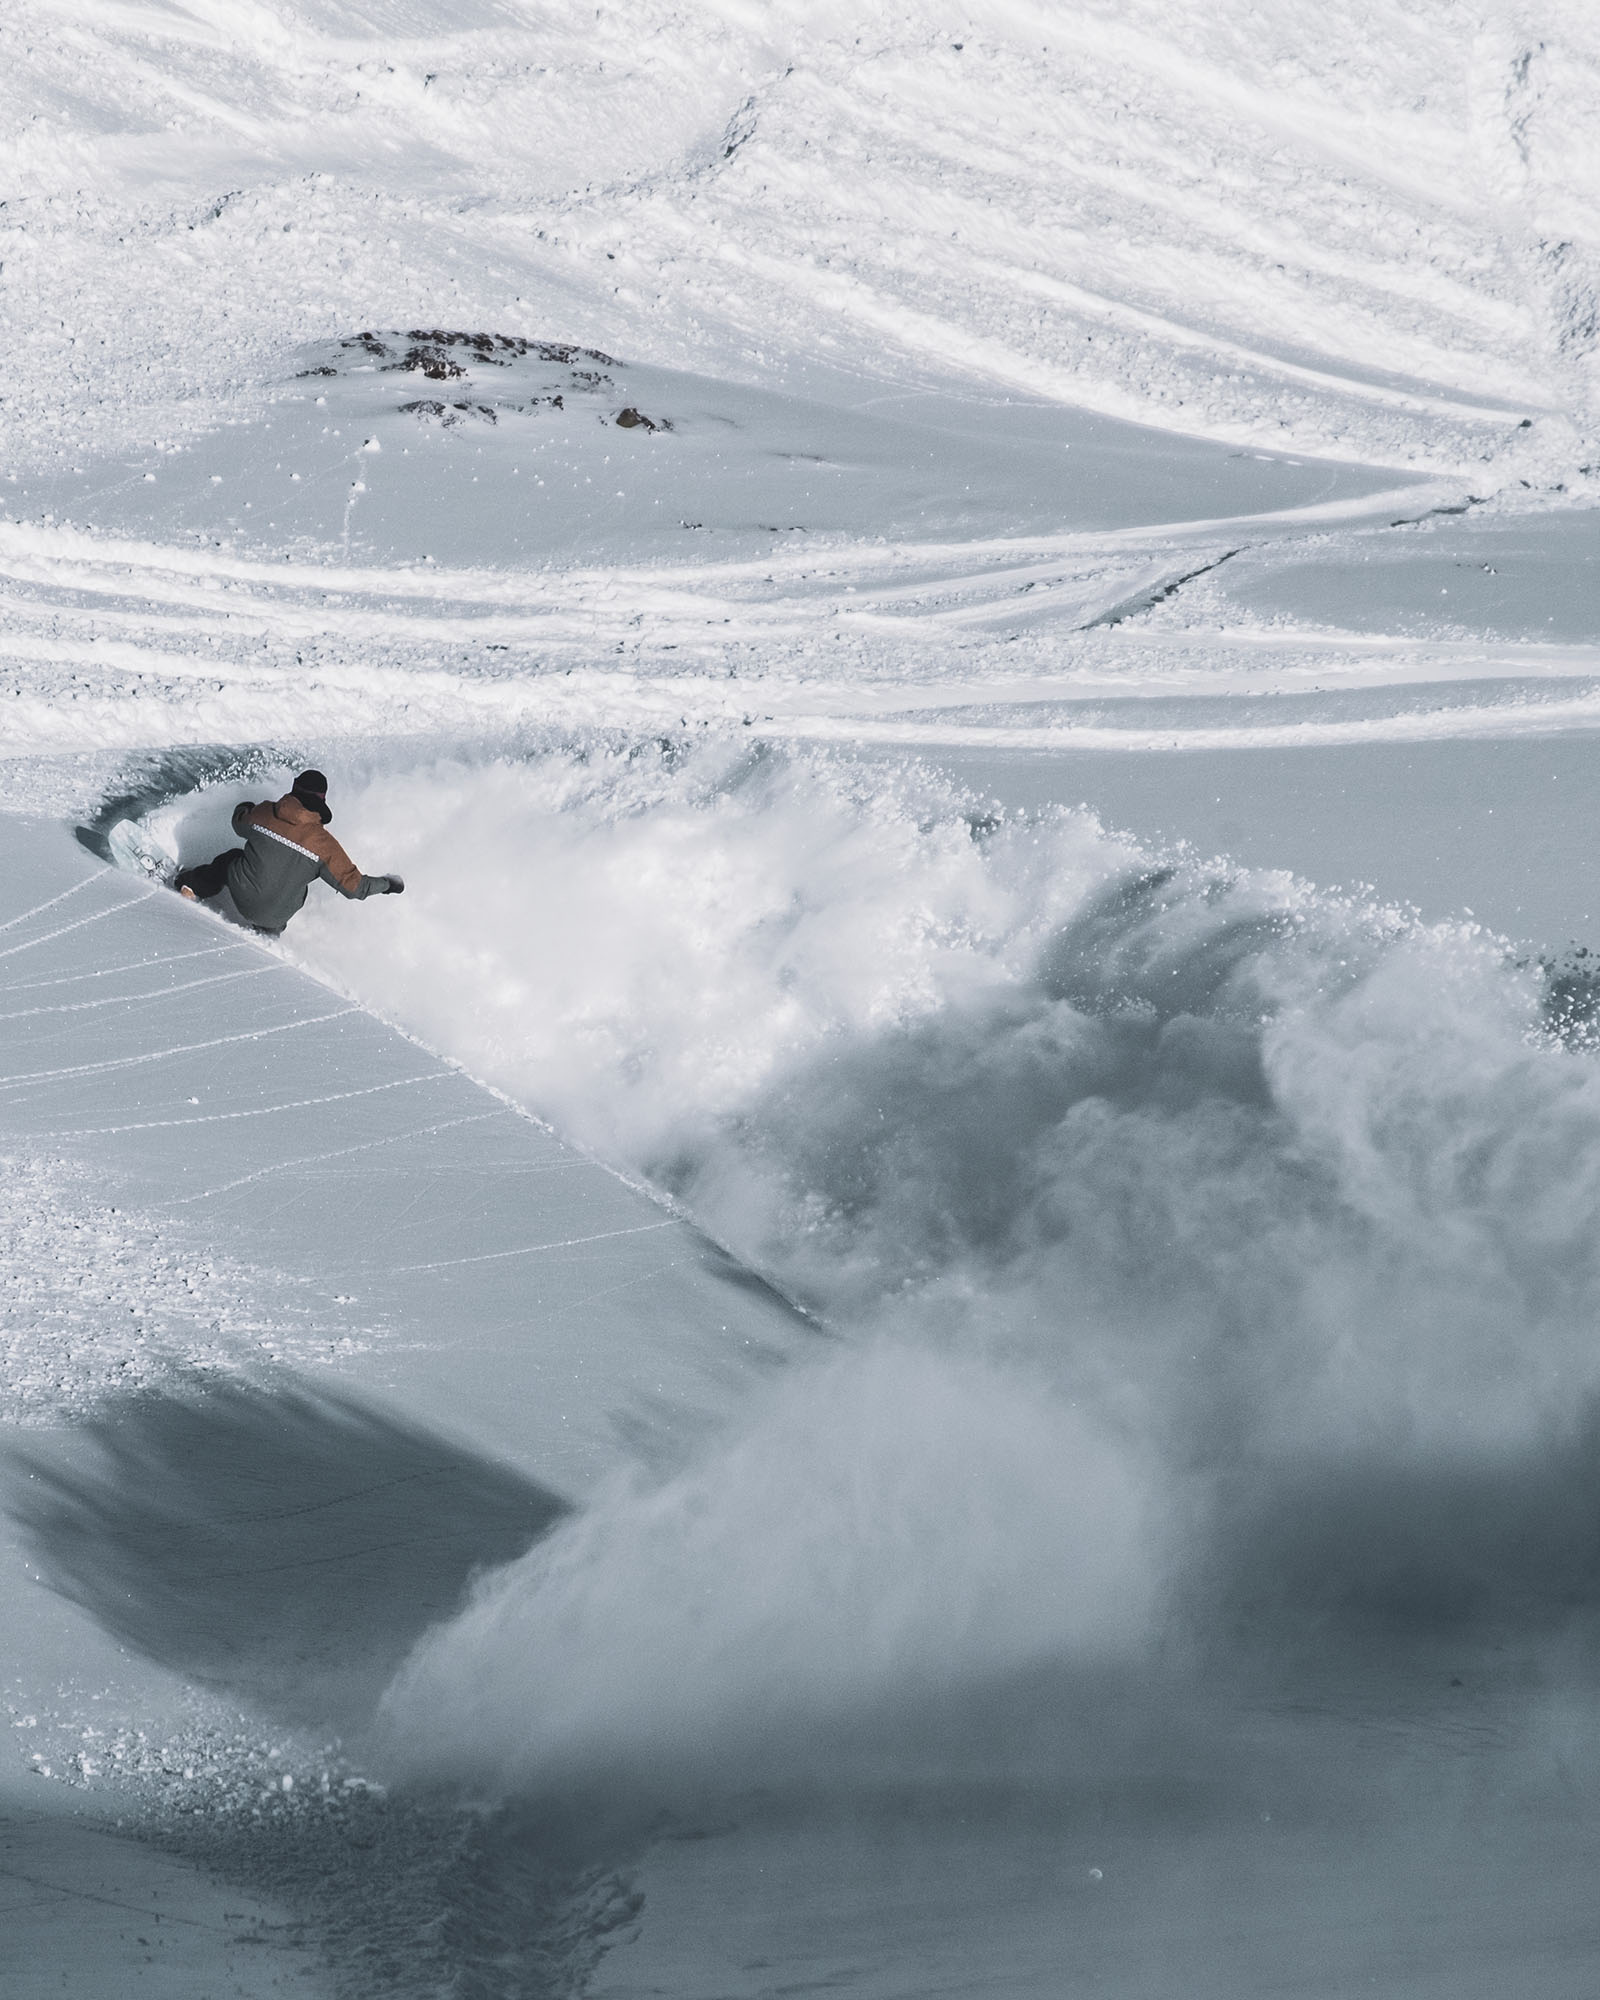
[3,500,1599,769]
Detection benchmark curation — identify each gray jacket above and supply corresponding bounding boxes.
[225,795,391,933]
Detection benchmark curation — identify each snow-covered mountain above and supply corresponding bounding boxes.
[6,0,1599,483]
[5,6,1600,1999]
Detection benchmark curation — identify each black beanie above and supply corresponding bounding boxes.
[292,769,332,823]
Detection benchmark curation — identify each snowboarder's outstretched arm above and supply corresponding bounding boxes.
[300,817,401,900]
[316,852,403,899]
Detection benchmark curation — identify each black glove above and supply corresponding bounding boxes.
[384,875,405,894]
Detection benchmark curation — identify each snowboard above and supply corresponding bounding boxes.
[105,816,179,885]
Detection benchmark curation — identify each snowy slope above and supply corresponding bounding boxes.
[0,818,808,1470]
[5,4,1600,1997]
[4,0,1598,486]
[7,325,1409,565]
[16,733,1600,1994]
[5,0,1598,788]
[0,812,813,1993]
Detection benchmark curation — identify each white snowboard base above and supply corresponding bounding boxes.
[105,817,178,885]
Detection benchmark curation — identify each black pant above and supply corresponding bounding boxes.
[175,849,242,900]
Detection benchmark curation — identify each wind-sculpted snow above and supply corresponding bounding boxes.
[9,1377,569,1730]
[4,1,1598,488]
[135,740,1599,1795]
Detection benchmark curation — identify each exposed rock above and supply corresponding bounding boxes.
[396,347,466,381]
[339,331,616,370]
[399,400,499,427]
[307,332,656,433]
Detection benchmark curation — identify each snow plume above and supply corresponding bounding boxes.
[206,739,1600,1791]
[380,1341,1156,1793]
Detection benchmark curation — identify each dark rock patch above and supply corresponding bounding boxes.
[308,332,661,435]
[339,330,616,370]
[400,400,499,427]
[395,346,467,381]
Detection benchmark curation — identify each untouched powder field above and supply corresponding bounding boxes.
[5,5,1600,1997]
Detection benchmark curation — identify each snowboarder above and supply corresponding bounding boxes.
[174,770,404,936]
